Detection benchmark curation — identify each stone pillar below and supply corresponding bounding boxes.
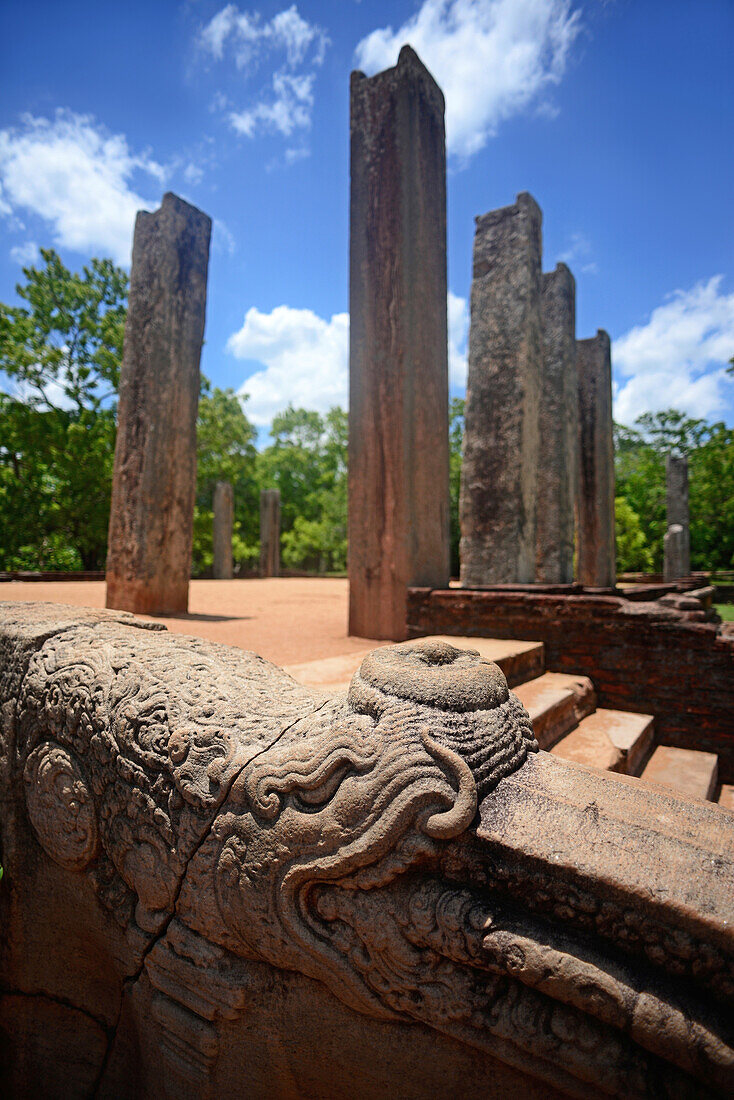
[212,481,234,580]
[576,330,616,588]
[260,489,280,578]
[106,193,211,614]
[459,193,543,585]
[665,454,690,577]
[536,263,577,583]
[664,524,687,581]
[348,46,450,640]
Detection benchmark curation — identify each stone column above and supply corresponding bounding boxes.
[459,193,543,585]
[212,481,234,580]
[576,330,616,588]
[106,192,211,614]
[536,263,577,583]
[665,453,690,577]
[348,46,450,640]
[260,489,280,578]
[664,524,687,581]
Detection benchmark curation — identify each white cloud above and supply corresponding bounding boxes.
[200,5,328,140]
[9,240,39,266]
[229,305,349,426]
[448,290,469,388]
[229,71,314,138]
[0,111,163,265]
[229,291,469,425]
[354,0,581,160]
[613,276,734,425]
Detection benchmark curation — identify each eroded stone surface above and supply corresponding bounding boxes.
[348,46,450,640]
[106,192,211,615]
[537,263,577,583]
[666,453,691,578]
[576,330,616,587]
[2,602,732,1098]
[460,193,543,585]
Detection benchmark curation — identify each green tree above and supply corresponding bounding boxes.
[614,409,734,572]
[614,496,654,572]
[191,384,259,574]
[258,405,348,573]
[0,250,127,569]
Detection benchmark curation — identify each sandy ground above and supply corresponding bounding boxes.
[0,578,384,667]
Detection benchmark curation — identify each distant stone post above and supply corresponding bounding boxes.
[664,524,687,581]
[212,481,234,580]
[106,193,211,614]
[348,46,450,640]
[536,263,577,583]
[460,193,543,585]
[576,330,616,588]
[665,454,690,578]
[260,489,280,578]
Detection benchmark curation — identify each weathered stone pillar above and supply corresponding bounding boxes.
[212,481,234,580]
[664,523,687,581]
[260,489,280,578]
[106,192,211,614]
[536,263,577,583]
[665,453,690,577]
[576,330,616,588]
[459,193,543,585]
[348,46,450,640]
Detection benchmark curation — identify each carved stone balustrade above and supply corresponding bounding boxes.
[1,603,732,1098]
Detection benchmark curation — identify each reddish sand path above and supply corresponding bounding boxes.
[0,578,383,667]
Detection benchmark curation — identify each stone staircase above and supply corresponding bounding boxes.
[285,635,731,809]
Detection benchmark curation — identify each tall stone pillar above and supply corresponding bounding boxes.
[348,46,450,640]
[260,489,280,578]
[536,263,577,583]
[459,192,543,585]
[664,524,687,581]
[212,481,234,580]
[665,453,690,578]
[576,330,616,588]
[106,192,211,614]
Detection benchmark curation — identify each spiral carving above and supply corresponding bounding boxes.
[24,742,99,870]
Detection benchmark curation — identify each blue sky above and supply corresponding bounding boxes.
[1,0,733,433]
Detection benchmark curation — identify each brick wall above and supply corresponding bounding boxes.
[407,587,734,782]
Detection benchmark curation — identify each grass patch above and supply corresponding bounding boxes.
[715,604,734,621]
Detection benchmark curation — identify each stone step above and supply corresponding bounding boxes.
[716,784,734,812]
[285,636,545,696]
[640,746,719,802]
[550,709,654,775]
[513,672,596,750]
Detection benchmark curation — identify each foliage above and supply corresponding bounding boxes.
[259,406,348,573]
[614,409,734,572]
[614,496,654,572]
[191,384,259,574]
[0,251,127,569]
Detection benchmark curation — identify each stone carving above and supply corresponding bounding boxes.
[23,742,99,870]
[1,603,732,1098]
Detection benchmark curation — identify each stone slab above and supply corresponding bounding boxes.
[513,671,596,749]
[641,745,719,802]
[348,46,450,640]
[106,192,211,616]
[576,330,615,587]
[550,715,624,773]
[460,193,543,585]
[718,784,734,811]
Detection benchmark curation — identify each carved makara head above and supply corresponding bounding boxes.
[212,640,537,1015]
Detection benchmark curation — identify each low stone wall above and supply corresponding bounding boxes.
[408,585,734,781]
